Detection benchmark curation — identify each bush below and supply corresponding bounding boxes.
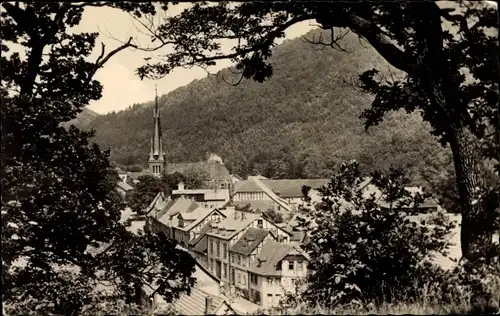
[298,161,456,307]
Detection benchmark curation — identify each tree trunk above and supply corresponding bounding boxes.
[449,126,491,261]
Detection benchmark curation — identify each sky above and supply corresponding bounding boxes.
[77,4,316,114]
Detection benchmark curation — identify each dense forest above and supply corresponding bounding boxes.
[81,29,455,192]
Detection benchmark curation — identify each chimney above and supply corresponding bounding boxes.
[205,296,213,314]
[178,182,185,191]
[242,212,246,220]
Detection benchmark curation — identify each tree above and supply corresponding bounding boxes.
[162,171,186,192]
[262,208,284,224]
[182,165,211,189]
[298,160,455,307]
[128,175,169,214]
[132,1,499,262]
[1,2,194,314]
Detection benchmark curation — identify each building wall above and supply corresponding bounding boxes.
[249,218,290,243]
[234,192,267,201]
[248,254,309,309]
[207,235,231,281]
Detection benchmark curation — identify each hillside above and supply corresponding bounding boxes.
[86,29,454,186]
[66,107,100,129]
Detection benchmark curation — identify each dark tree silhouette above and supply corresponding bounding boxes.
[132,1,499,262]
[128,175,169,214]
[1,2,194,314]
[298,161,455,306]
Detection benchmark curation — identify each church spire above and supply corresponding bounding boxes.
[148,85,166,175]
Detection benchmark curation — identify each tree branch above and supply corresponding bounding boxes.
[344,14,415,74]
[89,37,134,79]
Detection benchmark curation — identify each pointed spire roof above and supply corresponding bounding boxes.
[149,85,165,161]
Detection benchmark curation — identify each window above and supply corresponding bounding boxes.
[242,274,246,285]
[267,277,273,286]
[297,261,303,272]
[254,290,261,303]
[210,240,214,255]
[288,261,294,271]
[257,219,263,227]
[237,254,241,265]
[250,273,257,284]
[223,263,227,278]
[216,241,220,257]
[223,243,227,259]
[267,294,273,305]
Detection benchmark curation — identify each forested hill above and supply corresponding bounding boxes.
[67,107,99,129]
[86,28,454,186]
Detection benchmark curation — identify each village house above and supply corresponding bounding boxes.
[171,181,230,209]
[232,176,291,212]
[229,227,275,299]
[116,181,134,200]
[232,177,329,212]
[170,207,227,247]
[145,194,200,236]
[246,240,309,308]
[204,211,293,288]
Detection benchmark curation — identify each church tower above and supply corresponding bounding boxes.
[148,86,166,175]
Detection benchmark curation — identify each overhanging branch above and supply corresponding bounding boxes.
[345,14,415,74]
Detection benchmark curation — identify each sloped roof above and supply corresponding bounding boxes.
[185,209,226,233]
[172,207,213,231]
[188,222,212,247]
[117,181,134,191]
[166,161,231,181]
[261,179,330,198]
[247,240,295,276]
[170,286,233,315]
[234,177,291,212]
[145,192,166,216]
[234,179,262,192]
[193,234,208,254]
[155,198,200,225]
[207,212,261,239]
[230,228,269,255]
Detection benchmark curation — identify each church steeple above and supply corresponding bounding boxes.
[148,85,166,175]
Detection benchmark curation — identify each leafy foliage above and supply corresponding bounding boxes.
[262,208,284,224]
[1,2,194,314]
[300,161,455,306]
[182,165,211,189]
[128,175,169,214]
